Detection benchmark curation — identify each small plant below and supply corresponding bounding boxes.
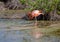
[19,0,26,5]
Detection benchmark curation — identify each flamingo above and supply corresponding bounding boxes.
[27,10,43,20]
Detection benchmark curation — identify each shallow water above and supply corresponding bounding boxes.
[0,19,60,42]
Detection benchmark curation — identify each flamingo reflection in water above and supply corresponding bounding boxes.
[31,29,44,39]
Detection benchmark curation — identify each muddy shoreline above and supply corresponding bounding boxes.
[0,10,60,20]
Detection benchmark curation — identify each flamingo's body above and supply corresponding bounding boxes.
[27,10,43,20]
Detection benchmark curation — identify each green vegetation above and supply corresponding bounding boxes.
[19,0,60,14]
[19,0,26,5]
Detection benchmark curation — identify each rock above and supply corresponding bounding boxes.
[0,2,5,11]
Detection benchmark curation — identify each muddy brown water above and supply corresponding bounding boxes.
[0,19,60,42]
